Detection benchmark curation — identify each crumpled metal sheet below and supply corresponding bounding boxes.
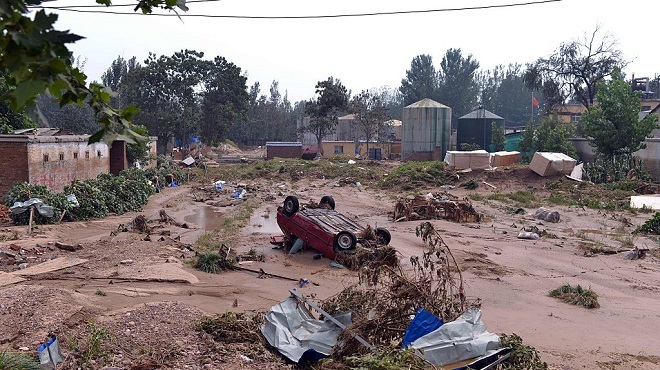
[261,296,351,363]
[410,308,500,366]
[10,198,55,218]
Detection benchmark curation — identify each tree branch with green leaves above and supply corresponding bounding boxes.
[0,0,188,146]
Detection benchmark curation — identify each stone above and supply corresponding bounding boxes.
[18,263,28,270]
[9,244,21,251]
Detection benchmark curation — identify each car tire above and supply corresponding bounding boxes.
[375,227,391,245]
[320,195,336,210]
[334,230,357,252]
[283,196,299,216]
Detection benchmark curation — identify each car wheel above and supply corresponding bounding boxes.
[375,227,391,245]
[283,196,299,216]
[320,195,336,210]
[334,230,357,251]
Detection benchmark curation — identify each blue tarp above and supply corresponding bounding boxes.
[401,308,444,348]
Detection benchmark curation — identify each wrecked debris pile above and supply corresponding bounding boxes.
[393,192,482,223]
[322,222,479,356]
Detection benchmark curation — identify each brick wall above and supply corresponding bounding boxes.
[403,151,433,162]
[27,141,109,193]
[267,146,301,159]
[0,142,29,198]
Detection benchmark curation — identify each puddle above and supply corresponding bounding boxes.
[245,208,281,234]
[184,207,225,230]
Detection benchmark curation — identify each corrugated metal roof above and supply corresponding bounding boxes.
[13,128,62,136]
[459,108,504,120]
[405,98,450,109]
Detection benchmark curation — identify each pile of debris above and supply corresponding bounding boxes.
[323,222,480,356]
[392,192,482,223]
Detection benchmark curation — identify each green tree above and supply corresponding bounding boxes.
[199,55,248,144]
[101,56,140,109]
[525,27,626,111]
[479,64,536,128]
[0,1,190,146]
[437,48,480,124]
[350,90,390,153]
[519,115,577,161]
[582,72,659,160]
[491,121,505,151]
[121,52,192,153]
[35,56,98,134]
[228,80,295,145]
[399,55,438,106]
[303,77,349,152]
[0,69,34,134]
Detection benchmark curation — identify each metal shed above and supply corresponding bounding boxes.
[402,98,452,161]
[457,108,504,152]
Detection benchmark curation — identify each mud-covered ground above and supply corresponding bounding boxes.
[1,163,659,369]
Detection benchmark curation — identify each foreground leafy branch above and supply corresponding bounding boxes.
[0,1,188,145]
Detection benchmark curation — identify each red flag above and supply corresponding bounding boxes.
[532,96,540,108]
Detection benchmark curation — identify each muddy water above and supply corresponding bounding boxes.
[184,206,225,230]
[244,208,281,234]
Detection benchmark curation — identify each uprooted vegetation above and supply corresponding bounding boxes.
[544,179,645,211]
[499,333,548,370]
[469,178,653,212]
[0,350,41,370]
[392,192,483,223]
[322,222,479,357]
[549,284,600,309]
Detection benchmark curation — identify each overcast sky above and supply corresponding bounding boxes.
[44,0,660,103]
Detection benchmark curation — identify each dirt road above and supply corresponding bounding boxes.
[1,168,659,369]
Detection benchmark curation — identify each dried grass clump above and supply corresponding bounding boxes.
[321,222,480,356]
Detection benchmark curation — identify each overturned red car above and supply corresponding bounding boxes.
[276,195,391,260]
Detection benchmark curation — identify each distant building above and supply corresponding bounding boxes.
[0,132,110,197]
[457,108,505,152]
[402,98,452,161]
[266,142,302,159]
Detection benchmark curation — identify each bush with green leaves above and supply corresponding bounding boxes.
[583,154,652,184]
[6,167,155,225]
[5,182,71,225]
[519,116,576,162]
[636,212,660,235]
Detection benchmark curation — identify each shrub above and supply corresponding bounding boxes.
[636,212,660,235]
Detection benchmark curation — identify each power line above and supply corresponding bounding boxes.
[32,0,562,19]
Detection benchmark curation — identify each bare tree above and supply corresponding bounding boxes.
[524,26,627,111]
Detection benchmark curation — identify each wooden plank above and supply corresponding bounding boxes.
[12,257,88,276]
[0,272,26,287]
